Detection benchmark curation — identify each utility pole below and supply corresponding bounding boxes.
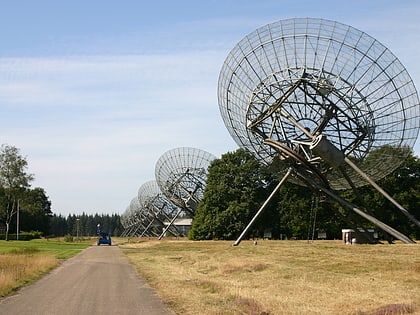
[16,199,20,240]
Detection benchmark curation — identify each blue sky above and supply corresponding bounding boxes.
[0,0,419,216]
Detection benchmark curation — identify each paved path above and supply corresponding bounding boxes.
[0,245,175,315]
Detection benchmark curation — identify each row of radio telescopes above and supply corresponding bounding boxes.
[120,147,216,238]
[121,18,419,244]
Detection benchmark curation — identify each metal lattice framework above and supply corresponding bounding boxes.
[121,198,147,237]
[121,206,135,237]
[155,147,216,212]
[218,17,419,190]
[137,180,181,238]
[218,18,420,244]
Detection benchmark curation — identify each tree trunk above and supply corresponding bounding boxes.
[5,222,10,241]
[4,199,16,241]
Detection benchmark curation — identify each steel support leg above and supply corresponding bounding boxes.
[315,182,415,244]
[233,168,292,246]
[345,157,420,228]
[158,208,184,240]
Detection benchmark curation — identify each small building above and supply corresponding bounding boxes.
[342,228,378,244]
[317,229,327,240]
[163,218,192,237]
[263,228,273,240]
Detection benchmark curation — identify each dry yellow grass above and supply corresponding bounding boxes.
[0,253,58,297]
[121,239,420,315]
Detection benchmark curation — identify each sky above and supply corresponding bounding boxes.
[0,0,419,216]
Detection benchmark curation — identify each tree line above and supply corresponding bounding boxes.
[0,144,123,239]
[0,144,49,240]
[1,143,418,242]
[49,213,123,237]
[190,149,420,241]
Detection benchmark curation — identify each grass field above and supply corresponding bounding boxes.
[120,239,420,315]
[0,238,92,259]
[0,239,91,297]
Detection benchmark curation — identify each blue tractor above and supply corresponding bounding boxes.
[97,231,112,246]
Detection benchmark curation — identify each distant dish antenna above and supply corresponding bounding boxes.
[218,18,420,245]
[121,181,181,238]
[155,147,216,236]
[121,197,145,237]
[137,180,182,238]
[120,207,131,236]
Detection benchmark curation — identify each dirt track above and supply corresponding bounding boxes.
[0,245,175,315]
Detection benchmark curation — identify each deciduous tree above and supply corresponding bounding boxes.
[20,187,52,234]
[190,149,278,240]
[0,144,34,240]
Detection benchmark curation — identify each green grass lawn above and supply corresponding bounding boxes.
[0,238,91,259]
[0,238,92,297]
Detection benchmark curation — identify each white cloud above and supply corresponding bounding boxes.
[1,2,419,216]
[0,50,238,215]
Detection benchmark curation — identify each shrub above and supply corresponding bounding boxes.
[63,234,74,242]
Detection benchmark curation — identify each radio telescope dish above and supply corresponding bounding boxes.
[121,197,149,237]
[219,17,419,189]
[121,206,136,237]
[155,147,216,237]
[218,18,420,244]
[137,180,181,238]
[155,147,216,212]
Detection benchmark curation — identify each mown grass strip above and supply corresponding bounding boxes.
[0,238,91,297]
[0,239,91,259]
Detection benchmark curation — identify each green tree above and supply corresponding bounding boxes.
[190,148,419,241]
[275,182,313,239]
[48,212,124,237]
[302,151,420,241]
[275,183,349,240]
[20,187,52,235]
[190,149,277,240]
[49,214,68,237]
[350,151,420,239]
[0,144,34,240]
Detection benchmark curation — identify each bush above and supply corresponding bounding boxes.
[63,234,74,242]
[0,231,42,241]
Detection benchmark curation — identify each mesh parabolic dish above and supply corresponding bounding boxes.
[218,18,420,190]
[137,180,179,219]
[155,147,216,208]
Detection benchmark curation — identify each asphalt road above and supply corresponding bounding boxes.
[0,245,176,315]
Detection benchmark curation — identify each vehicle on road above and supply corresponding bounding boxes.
[97,232,112,246]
